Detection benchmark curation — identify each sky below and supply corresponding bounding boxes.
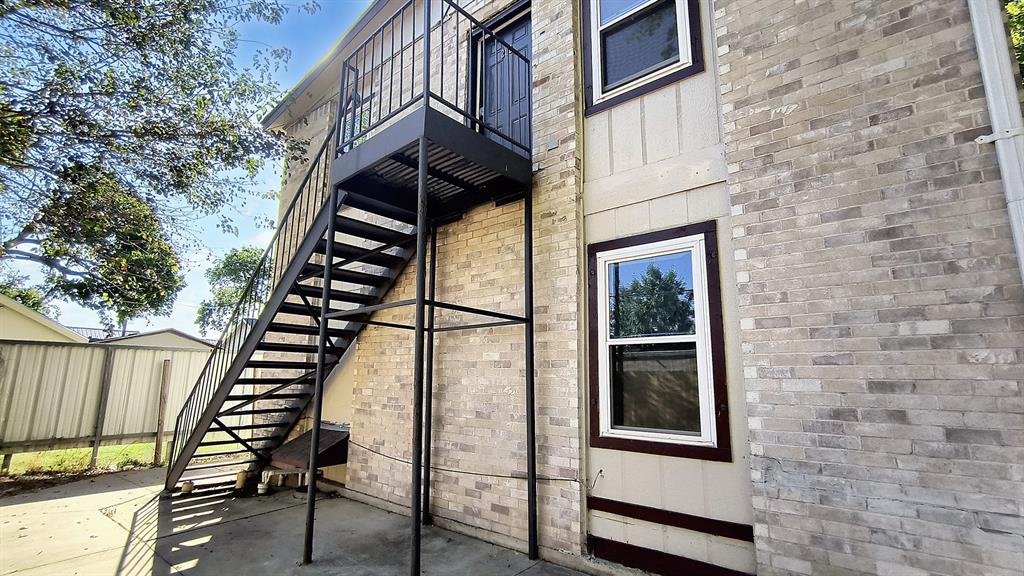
[12,0,372,339]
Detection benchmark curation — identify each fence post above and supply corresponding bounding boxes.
[1,454,11,476]
[154,359,172,466]
[90,348,115,469]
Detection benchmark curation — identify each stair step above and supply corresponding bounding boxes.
[193,449,254,459]
[225,392,312,401]
[300,262,391,287]
[222,422,288,431]
[234,376,314,385]
[185,459,258,472]
[277,302,364,320]
[266,322,354,339]
[345,192,418,225]
[289,283,376,305]
[253,341,321,355]
[246,359,318,370]
[314,239,407,268]
[220,407,301,417]
[199,435,284,447]
[335,215,414,244]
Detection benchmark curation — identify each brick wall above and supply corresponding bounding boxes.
[717,0,1024,574]
[340,0,585,556]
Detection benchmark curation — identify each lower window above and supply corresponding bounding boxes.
[588,221,731,461]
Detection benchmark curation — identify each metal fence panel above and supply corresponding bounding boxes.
[0,340,210,453]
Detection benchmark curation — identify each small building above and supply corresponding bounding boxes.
[97,328,214,351]
[0,293,87,344]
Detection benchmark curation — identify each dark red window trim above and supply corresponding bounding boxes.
[581,0,705,116]
[586,220,732,462]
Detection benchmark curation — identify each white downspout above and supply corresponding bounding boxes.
[967,0,1024,286]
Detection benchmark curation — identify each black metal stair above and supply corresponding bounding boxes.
[165,125,418,490]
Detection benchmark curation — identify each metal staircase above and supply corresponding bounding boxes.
[164,122,418,491]
[165,0,539,570]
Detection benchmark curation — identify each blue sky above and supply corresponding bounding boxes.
[13,0,371,338]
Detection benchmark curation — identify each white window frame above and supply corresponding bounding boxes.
[589,0,694,103]
[595,232,717,447]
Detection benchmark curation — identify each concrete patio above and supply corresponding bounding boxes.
[0,469,584,576]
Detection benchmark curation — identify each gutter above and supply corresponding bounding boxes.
[967,0,1024,286]
[261,0,390,129]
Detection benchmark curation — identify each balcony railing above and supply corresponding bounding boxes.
[335,0,531,157]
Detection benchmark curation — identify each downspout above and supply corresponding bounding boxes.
[967,0,1024,285]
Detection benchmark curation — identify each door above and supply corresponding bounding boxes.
[479,13,531,152]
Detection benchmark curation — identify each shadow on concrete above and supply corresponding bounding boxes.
[112,481,582,576]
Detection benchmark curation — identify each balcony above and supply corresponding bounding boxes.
[330,0,533,220]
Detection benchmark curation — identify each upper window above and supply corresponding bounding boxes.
[583,0,703,115]
[588,222,731,461]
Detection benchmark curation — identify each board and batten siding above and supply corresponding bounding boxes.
[580,0,754,572]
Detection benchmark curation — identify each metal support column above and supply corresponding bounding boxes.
[302,186,338,565]
[524,192,538,559]
[409,136,430,576]
[422,227,438,525]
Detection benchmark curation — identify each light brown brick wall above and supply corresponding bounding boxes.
[339,0,585,555]
[717,0,1024,574]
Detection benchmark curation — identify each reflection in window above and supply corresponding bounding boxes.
[608,250,694,338]
[600,0,679,90]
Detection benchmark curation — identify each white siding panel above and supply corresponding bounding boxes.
[677,71,722,153]
[584,111,612,182]
[642,85,681,163]
[609,99,644,173]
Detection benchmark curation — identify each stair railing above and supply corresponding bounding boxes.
[166,119,339,481]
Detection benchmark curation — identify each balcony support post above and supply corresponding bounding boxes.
[409,135,430,576]
[422,226,438,525]
[302,185,338,565]
[524,190,538,560]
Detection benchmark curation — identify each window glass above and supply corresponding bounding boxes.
[610,342,700,435]
[608,250,694,338]
[599,0,652,25]
[600,0,679,90]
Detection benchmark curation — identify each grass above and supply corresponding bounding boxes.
[6,442,167,475]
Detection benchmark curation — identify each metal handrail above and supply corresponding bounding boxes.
[166,120,339,478]
[335,0,532,156]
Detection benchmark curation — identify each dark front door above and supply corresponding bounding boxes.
[479,14,532,152]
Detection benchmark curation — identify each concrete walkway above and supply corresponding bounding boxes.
[0,469,583,576]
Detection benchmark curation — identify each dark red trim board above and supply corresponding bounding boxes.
[587,220,733,462]
[588,496,753,542]
[588,536,754,576]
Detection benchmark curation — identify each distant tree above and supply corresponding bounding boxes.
[196,247,268,335]
[0,271,56,317]
[0,0,315,322]
[611,264,694,337]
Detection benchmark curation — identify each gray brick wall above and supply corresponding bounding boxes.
[716,0,1024,574]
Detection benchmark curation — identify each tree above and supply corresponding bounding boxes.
[0,271,56,317]
[196,247,268,335]
[610,264,694,337]
[0,0,313,322]
[3,162,183,324]
[1008,1,1024,78]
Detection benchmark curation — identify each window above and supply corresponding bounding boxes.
[588,221,731,461]
[583,0,703,115]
